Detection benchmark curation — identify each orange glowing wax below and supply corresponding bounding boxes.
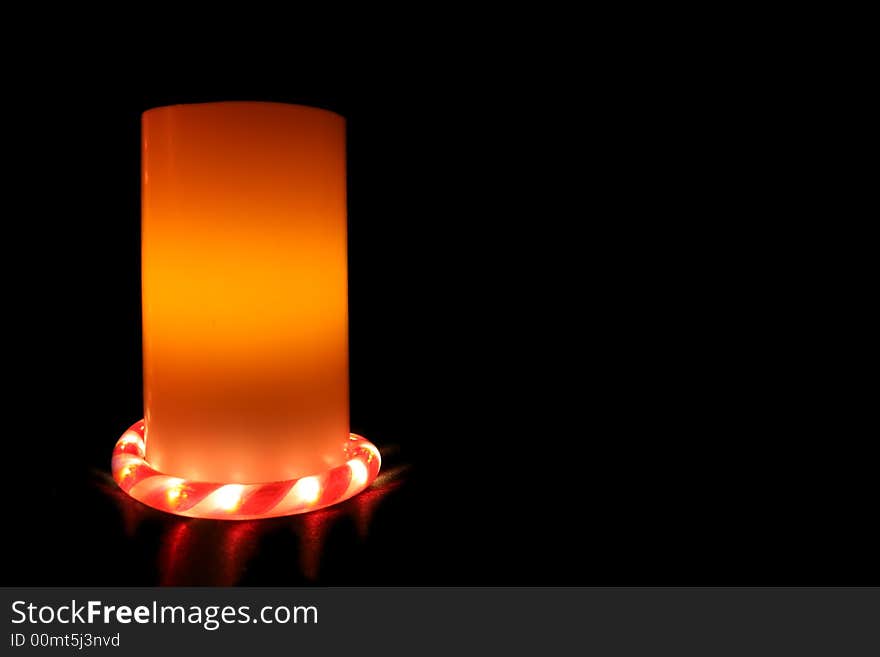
[141,102,350,484]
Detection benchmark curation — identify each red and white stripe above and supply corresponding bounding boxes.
[112,421,381,520]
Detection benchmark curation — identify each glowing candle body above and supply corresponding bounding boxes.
[142,102,349,483]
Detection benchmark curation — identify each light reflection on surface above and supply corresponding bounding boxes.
[101,452,407,585]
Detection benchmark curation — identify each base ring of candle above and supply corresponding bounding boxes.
[111,420,381,520]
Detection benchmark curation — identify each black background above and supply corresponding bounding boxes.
[1,58,871,586]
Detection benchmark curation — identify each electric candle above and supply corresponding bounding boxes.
[112,102,380,519]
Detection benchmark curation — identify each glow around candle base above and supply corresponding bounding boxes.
[112,421,380,520]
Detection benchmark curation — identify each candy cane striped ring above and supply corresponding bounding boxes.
[111,420,381,520]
